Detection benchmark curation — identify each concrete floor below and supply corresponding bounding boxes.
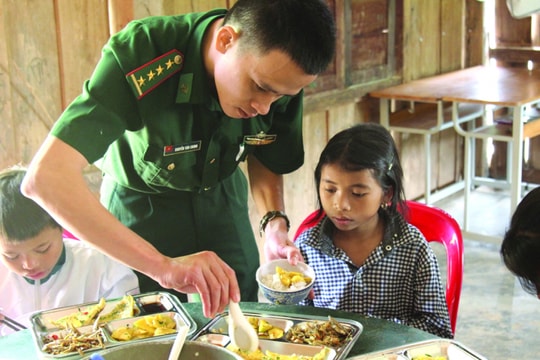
[432,186,540,360]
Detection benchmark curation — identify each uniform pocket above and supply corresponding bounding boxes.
[136,144,198,189]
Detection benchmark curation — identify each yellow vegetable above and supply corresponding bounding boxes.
[111,327,133,341]
[154,327,177,336]
[267,327,284,339]
[246,317,284,339]
[111,314,177,341]
[257,319,273,333]
[275,266,312,287]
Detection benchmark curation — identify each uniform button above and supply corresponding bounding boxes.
[167,163,175,171]
[210,158,216,164]
[174,55,182,64]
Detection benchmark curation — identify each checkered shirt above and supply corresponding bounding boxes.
[296,216,453,339]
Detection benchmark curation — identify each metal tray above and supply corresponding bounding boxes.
[192,310,363,360]
[348,339,488,360]
[30,291,196,359]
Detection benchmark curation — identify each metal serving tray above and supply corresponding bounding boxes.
[348,339,488,360]
[192,310,363,360]
[30,291,196,359]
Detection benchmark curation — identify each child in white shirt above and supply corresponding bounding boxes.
[0,166,139,334]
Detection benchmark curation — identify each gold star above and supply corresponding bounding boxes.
[147,70,155,81]
[166,59,174,69]
[137,76,145,87]
[156,65,164,76]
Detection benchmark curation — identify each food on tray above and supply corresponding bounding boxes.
[261,266,313,291]
[110,313,177,341]
[51,295,136,328]
[51,298,107,328]
[412,356,447,360]
[228,344,331,360]
[98,294,137,323]
[286,317,352,347]
[41,327,105,355]
[247,317,284,339]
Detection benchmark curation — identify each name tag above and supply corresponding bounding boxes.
[163,141,202,156]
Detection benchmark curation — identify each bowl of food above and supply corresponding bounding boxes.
[256,259,315,305]
[82,340,243,360]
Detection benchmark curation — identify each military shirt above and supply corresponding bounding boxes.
[51,9,304,193]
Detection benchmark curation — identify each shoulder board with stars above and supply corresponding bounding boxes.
[126,49,184,99]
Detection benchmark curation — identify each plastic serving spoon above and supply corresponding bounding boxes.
[228,301,259,352]
[168,324,189,360]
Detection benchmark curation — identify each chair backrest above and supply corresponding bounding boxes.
[293,200,463,334]
[404,200,463,334]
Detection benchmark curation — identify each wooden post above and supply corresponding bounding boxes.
[108,0,134,35]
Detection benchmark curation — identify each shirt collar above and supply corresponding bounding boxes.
[175,9,225,108]
[24,242,66,285]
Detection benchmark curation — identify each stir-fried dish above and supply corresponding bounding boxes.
[286,317,352,347]
[42,326,104,355]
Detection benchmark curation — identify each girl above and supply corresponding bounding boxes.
[295,123,453,338]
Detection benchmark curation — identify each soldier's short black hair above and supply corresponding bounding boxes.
[223,0,336,75]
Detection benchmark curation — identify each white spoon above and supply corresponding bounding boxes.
[228,301,259,353]
[168,324,189,360]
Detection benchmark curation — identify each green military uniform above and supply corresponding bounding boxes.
[50,9,305,301]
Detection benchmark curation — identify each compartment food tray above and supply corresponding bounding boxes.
[30,291,196,359]
[348,339,488,360]
[192,310,363,360]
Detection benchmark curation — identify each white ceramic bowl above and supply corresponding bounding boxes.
[256,259,315,305]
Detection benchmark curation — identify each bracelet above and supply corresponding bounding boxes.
[259,211,290,237]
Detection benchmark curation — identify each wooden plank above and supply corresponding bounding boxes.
[495,0,532,47]
[398,133,425,199]
[436,127,460,189]
[285,111,329,233]
[350,0,390,71]
[465,0,485,67]
[489,46,540,65]
[440,0,464,72]
[3,0,61,165]
[165,0,229,15]
[0,0,16,169]
[403,0,441,81]
[56,0,109,106]
[108,0,133,34]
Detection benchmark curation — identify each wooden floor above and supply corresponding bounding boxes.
[433,187,540,360]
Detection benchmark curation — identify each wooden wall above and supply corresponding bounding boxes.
[0,0,484,245]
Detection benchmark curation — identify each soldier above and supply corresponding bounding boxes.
[22,0,336,318]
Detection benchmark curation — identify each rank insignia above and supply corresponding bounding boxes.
[126,49,184,99]
[243,132,277,145]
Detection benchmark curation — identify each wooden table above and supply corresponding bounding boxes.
[0,302,438,359]
[371,65,540,241]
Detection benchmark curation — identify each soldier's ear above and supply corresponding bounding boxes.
[215,25,239,53]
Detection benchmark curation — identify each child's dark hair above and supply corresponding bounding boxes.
[501,187,540,296]
[314,123,406,216]
[0,166,60,241]
[223,0,336,75]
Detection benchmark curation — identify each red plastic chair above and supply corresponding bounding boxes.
[293,200,463,334]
